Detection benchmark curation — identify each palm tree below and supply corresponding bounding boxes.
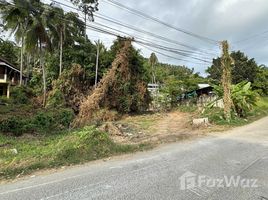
[49,5,84,76]
[0,0,32,85]
[25,2,52,106]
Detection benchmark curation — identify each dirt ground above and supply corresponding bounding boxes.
[99,111,206,145]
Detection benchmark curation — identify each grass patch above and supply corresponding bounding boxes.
[177,105,198,113]
[0,126,152,180]
[118,113,163,134]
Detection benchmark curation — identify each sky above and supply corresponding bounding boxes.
[4,0,268,76]
[89,0,268,76]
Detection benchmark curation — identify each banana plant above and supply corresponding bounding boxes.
[208,81,259,118]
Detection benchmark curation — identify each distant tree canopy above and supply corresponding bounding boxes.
[0,39,19,64]
[206,51,268,95]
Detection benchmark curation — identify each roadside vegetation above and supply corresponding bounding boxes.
[0,126,152,180]
[200,97,268,127]
[0,0,268,181]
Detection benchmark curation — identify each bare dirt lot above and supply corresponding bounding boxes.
[100,111,204,144]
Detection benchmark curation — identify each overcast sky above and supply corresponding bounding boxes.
[7,0,268,76]
[94,0,268,75]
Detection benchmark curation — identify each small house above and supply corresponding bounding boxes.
[0,57,27,98]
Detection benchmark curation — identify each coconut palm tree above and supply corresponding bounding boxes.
[25,2,53,106]
[0,0,32,85]
[48,5,84,76]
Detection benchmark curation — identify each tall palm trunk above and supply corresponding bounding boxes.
[19,36,24,86]
[59,29,63,76]
[40,41,46,107]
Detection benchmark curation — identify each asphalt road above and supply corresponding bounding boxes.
[1,116,268,200]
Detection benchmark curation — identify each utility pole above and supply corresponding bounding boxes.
[95,40,100,88]
[221,40,233,121]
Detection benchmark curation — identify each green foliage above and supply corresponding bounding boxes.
[0,126,150,179]
[160,75,183,107]
[55,127,115,163]
[252,65,268,95]
[28,70,42,95]
[201,107,247,126]
[212,82,259,117]
[231,82,259,117]
[106,40,151,113]
[10,86,33,104]
[0,108,75,136]
[0,116,27,136]
[154,64,206,108]
[207,51,267,95]
[0,39,19,64]
[0,96,11,105]
[202,97,268,126]
[46,88,66,108]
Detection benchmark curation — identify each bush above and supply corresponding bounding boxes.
[0,96,10,105]
[0,108,75,136]
[54,108,75,127]
[46,89,66,108]
[10,86,33,104]
[54,126,139,165]
[0,116,27,136]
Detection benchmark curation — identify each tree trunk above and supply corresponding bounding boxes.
[59,30,63,76]
[221,40,233,121]
[20,36,24,86]
[40,42,46,107]
[26,53,30,86]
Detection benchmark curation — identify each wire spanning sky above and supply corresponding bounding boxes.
[13,0,268,75]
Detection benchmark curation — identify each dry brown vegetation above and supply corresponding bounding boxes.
[74,40,132,126]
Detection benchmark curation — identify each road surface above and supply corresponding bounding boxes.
[1,116,268,200]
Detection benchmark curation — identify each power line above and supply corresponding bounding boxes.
[52,0,218,56]
[103,0,219,45]
[4,0,214,65]
[92,21,212,63]
[48,0,216,62]
[133,40,212,63]
[135,42,210,65]
[94,13,218,56]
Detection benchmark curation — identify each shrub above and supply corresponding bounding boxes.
[0,108,75,136]
[10,86,33,104]
[31,108,75,133]
[0,116,27,136]
[46,89,66,108]
[55,127,115,164]
[0,96,10,105]
[54,108,75,127]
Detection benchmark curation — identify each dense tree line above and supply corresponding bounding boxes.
[207,51,268,95]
